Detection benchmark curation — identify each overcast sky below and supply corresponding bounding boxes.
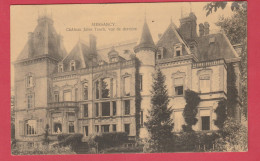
[10,2,234,88]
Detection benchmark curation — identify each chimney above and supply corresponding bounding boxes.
[204,22,210,35]
[28,32,34,57]
[179,12,198,40]
[89,34,96,53]
[199,23,205,37]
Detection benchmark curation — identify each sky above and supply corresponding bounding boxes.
[10,2,234,88]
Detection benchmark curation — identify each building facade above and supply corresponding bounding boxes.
[14,12,241,144]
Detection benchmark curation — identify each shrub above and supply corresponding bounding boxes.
[57,133,70,142]
[103,145,143,154]
[173,132,198,152]
[94,132,128,151]
[57,133,83,151]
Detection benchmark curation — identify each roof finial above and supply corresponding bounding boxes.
[170,16,173,24]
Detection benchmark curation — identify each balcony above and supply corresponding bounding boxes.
[192,59,226,69]
[48,101,79,108]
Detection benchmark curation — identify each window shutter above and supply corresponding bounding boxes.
[19,120,24,136]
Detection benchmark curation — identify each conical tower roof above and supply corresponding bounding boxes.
[134,19,156,53]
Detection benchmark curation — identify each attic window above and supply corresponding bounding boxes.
[174,44,182,57]
[70,60,76,71]
[58,64,63,72]
[157,47,165,59]
[111,57,117,63]
[209,37,215,44]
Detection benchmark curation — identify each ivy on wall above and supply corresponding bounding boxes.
[214,99,227,129]
[227,63,238,118]
[134,57,142,138]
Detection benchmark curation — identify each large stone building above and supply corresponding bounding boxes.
[14,12,241,144]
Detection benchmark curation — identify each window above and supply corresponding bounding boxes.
[157,47,164,59]
[25,120,37,135]
[176,50,181,56]
[112,78,117,97]
[54,92,59,102]
[95,80,100,99]
[199,75,210,93]
[83,82,88,100]
[157,53,162,59]
[83,126,88,136]
[140,110,144,128]
[124,77,131,96]
[63,90,71,101]
[124,100,130,115]
[111,57,117,63]
[175,86,183,95]
[53,123,62,134]
[174,45,182,57]
[101,78,111,98]
[95,103,99,117]
[124,124,130,135]
[83,104,88,117]
[113,101,117,116]
[75,88,78,101]
[95,125,99,133]
[113,124,117,132]
[70,61,76,71]
[201,116,210,130]
[102,102,110,116]
[58,64,63,72]
[174,77,184,96]
[69,121,75,133]
[139,75,143,91]
[27,94,34,109]
[26,74,34,88]
[101,125,110,133]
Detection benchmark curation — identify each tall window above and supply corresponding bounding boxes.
[27,94,33,109]
[95,103,99,117]
[83,126,88,136]
[124,124,130,135]
[199,75,210,93]
[27,75,34,87]
[102,102,110,116]
[54,92,59,102]
[201,116,210,131]
[174,45,182,57]
[83,104,88,117]
[113,101,117,116]
[58,64,63,72]
[70,61,76,71]
[75,88,78,101]
[113,124,117,132]
[101,125,110,133]
[54,123,62,134]
[83,82,88,100]
[124,100,130,115]
[139,75,143,91]
[95,125,99,133]
[101,78,111,98]
[69,121,75,133]
[124,76,131,96]
[174,77,184,95]
[25,120,37,135]
[95,80,100,99]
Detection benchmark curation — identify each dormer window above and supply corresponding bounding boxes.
[157,47,165,59]
[111,57,117,63]
[58,64,63,73]
[174,44,182,57]
[70,60,76,71]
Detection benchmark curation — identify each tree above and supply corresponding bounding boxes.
[182,89,201,132]
[144,68,174,152]
[204,2,248,118]
[214,99,227,129]
[43,124,50,145]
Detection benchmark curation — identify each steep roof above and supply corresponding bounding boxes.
[134,19,156,52]
[16,16,67,61]
[196,33,239,61]
[156,22,191,58]
[62,40,98,71]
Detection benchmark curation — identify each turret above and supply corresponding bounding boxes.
[134,18,156,66]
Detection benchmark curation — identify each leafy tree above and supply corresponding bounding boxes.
[182,89,201,132]
[227,63,238,118]
[204,1,247,16]
[205,1,248,118]
[214,99,227,129]
[144,68,174,152]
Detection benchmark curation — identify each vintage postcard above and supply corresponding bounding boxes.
[10,2,247,155]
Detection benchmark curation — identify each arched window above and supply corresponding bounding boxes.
[123,76,131,96]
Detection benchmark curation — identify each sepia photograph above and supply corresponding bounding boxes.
[10,1,248,155]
